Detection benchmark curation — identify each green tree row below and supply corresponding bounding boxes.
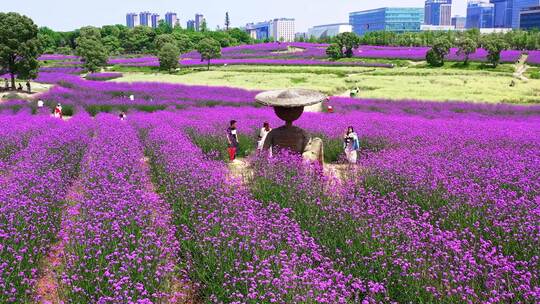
[38,21,253,56]
[305,29,540,51]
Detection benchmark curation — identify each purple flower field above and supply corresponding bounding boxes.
[85,72,123,81]
[1,50,540,302]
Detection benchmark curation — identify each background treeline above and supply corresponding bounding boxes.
[299,29,540,50]
[38,21,253,55]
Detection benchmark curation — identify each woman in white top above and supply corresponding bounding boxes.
[257,122,272,151]
[343,126,360,164]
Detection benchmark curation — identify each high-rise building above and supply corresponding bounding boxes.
[466,0,495,28]
[187,20,195,30]
[245,18,295,42]
[512,0,540,28]
[245,21,272,40]
[165,12,179,27]
[520,5,540,29]
[491,0,514,27]
[151,14,160,28]
[126,13,139,28]
[425,0,453,25]
[271,18,295,42]
[195,14,206,31]
[349,8,424,35]
[139,12,152,27]
[307,23,352,39]
[452,16,467,29]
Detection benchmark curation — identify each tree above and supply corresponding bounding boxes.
[172,33,194,54]
[334,32,361,58]
[225,12,230,31]
[196,38,221,70]
[326,44,343,60]
[158,43,180,72]
[200,20,208,33]
[426,38,452,67]
[0,13,41,90]
[76,28,108,72]
[456,37,477,65]
[483,37,508,67]
[154,34,175,52]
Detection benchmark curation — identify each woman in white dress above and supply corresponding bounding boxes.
[343,126,360,164]
[257,122,272,151]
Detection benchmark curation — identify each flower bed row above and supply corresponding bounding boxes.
[61,114,180,302]
[138,113,376,303]
[0,114,92,303]
[85,72,123,81]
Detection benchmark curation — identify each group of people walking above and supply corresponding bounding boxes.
[226,121,360,164]
[3,78,31,93]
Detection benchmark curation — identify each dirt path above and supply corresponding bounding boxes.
[34,181,84,304]
[513,54,529,81]
[0,82,52,102]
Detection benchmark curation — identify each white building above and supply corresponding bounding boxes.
[420,24,456,31]
[307,23,352,39]
[270,18,296,42]
[245,18,296,42]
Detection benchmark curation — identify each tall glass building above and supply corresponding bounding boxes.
[425,0,453,25]
[349,8,424,35]
[520,6,540,29]
[512,0,540,28]
[466,0,495,28]
[491,0,513,27]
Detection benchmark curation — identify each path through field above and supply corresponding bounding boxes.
[514,54,529,81]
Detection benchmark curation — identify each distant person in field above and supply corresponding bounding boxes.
[257,122,272,151]
[119,111,127,121]
[37,99,44,108]
[343,126,360,164]
[54,103,63,119]
[4,78,8,91]
[226,120,239,161]
[26,81,31,93]
[17,83,23,91]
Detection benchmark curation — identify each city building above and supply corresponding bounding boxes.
[491,0,514,28]
[139,12,152,27]
[126,13,139,28]
[420,24,456,30]
[245,18,296,42]
[165,12,179,27]
[195,14,206,31]
[295,32,308,40]
[424,0,453,25]
[512,0,540,28]
[466,0,495,28]
[452,15,467,28]
[349,7,424,35]
[307,23,352,39]
[245,21,272,40]
[151,14,160,28]
[271,18,295,42]
[520,5,540,29]
[187,20,195,30]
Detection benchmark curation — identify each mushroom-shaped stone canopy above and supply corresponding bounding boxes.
[255,89,327,108]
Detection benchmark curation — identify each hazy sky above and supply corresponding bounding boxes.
[1,0,468,32]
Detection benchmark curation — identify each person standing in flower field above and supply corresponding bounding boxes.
[343,126,360,164]
[54,103,63,119]
[226,120,239,161]
[257,122,272,151]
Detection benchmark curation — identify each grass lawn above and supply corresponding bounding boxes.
[113,64,540,104]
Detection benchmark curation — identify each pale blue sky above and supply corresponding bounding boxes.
[1,0,468,32]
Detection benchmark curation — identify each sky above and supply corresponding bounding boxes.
[1,0,468,32]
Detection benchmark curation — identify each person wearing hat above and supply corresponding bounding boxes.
[37,99,44,108]
[226,120,239,161]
